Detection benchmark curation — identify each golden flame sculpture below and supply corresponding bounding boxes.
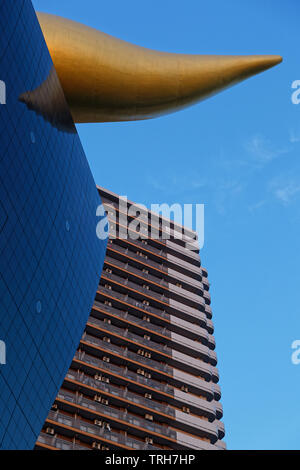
[37,12,282,124]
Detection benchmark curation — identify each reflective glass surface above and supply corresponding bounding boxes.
[0,0,107,449]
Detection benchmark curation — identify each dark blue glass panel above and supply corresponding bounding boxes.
[0,0,107,449]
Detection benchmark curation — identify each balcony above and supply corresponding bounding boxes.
[203,290,211,305]
[105,255,168,288]
[56,390,178,441]
[66,370,176,417]
[102,198,197,250]
[36,433,89,450]
[82,332,218,381]
[88,316,172,356]
[167,267,204,294]
[65,370,218,426]
[217,420,225,439]
[168,283,204,310]
[98,285,169,320]
[87,315,216,365]
[74,351,174,396]
[204,304,213,319]
[98,282,208,329]
[165,239,200,265]
[166,253,201,279]
[93,299,213,347]
[105,255,204,311]
[202,277,210,290]
[45,410,161,450]
[101,270,169,305]
[107,241,167,273]
[73,351,216,402]
[115,236,167,259]
[94,300,169,334]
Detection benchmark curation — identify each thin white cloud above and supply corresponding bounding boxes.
[147,173,206,193]
[245,135,289,164]
[269,177,300,205]
[248,200,267,213]
[289,129,300,144]
[274,183,300,204]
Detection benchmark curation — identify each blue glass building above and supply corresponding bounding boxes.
[0,0,107,449]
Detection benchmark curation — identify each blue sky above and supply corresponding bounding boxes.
[33,0,300,450]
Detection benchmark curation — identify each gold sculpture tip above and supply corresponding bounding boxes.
[37,12,282,124]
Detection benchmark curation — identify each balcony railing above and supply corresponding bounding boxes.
[65,370,218,423]
[46,410,161,450]
[101,270,169,304]
[99,283,207,328]
[56,390,177,440]
[74,351,216,401]
[98,285,170,319]
[37,433,89,450]
[93,300,169,335]
[66,370,175,417]
[107,242,167,273]
[87,315,216,365]
[93,300,214,350]
[82,332,216,379]
[116,236,167,259]
[83,333,174,375]
[105,255,168,288]
[87,316,172,355]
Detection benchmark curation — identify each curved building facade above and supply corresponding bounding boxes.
[0,0,107,449]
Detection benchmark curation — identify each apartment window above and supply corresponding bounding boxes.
[144,335,151,341]
[104,318,112,324]
[182,407,190,414]
[104,284,112,290]
[143,316,150,323]
[143,300,150,306]
[143,284,150,290]
[181,385,189,393]
[145,393,152,399]
[103,356,110,363]
[103,337,111,343]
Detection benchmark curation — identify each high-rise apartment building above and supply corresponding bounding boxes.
[36,187,226,451]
